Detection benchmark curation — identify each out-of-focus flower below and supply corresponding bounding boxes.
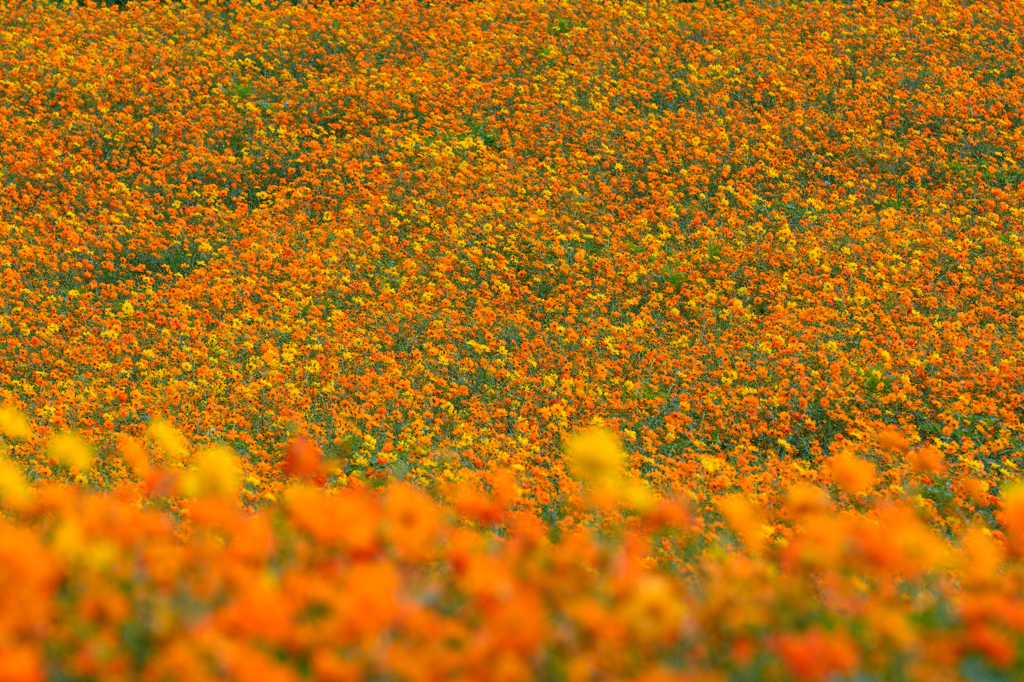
[384,483,441,561]
[1001,481,1024,557]
[0,643,45,682]
[960,527,1004,587]
[0,407,31,440]
[566,428,625,485]
[47,433,93,472]
[908,445,945,475]
[619,574,686,645]
[827,451,876,496]
[784,483,831,518]
[118,435,150,478]
[0,458,29,507]
[182,446,240,500]
[876,428,910,453]
[775,627,859,682]
[641,495,691,532]
[149,420,188,466]
[282,435,323,481]
[717,494,768,553]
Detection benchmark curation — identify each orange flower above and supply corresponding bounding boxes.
[960,527,1004,587]
[775,628,858,682]
[908,445,945,476]
[717,494,767,553]
[641,495,691,532]
[384,483,442,561]
[337,560,403,638]
[783,483,831,518]
[0,643,45,682]
[619,574,686,645]
[285,486,379,556]
[117,434,150,478]
[876,428,910,453]
[489,469,521,509]
[282,436,324,482]
[827,451,876,496]
[481,587,549,656]
[966,623,1016,669]
[310,649,362,682]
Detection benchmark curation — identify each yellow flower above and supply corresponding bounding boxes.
[53,520,118,571]
[149,420,188,465]
[0,406,31,440]
[48,432,94,471]
[183,446,240,500]
[618,474,656,511]
[566,428,657,510]
[0,458,29,506]
[620,574,686,644]
[1003,480,1024,557]
[566,428,624,485]
[699,455,723,473]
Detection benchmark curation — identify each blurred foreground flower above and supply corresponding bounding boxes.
[566,428,624,486]
[566,428,653,510]
[619,574,688,646]
[0,407,31,440]
[282,435,325,482]
[718,493,769,553]
[47,433,93,472]
[0,458,29,506]
[384,483,442,561]
[180,446,241,500]
[827,451,876,496]
[149,420,188,465]
[1002,481,1024,557]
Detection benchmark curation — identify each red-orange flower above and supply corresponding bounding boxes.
[282,436,324,482]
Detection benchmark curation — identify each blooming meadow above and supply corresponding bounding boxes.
[0,0,1022,678]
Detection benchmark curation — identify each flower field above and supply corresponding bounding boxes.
[1,0,1023,678]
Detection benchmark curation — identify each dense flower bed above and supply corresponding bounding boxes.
[1,419,1023,681]
[1,0,1022,678]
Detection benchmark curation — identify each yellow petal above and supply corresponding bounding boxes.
[48,433,94,471]
[0,407,31,440]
